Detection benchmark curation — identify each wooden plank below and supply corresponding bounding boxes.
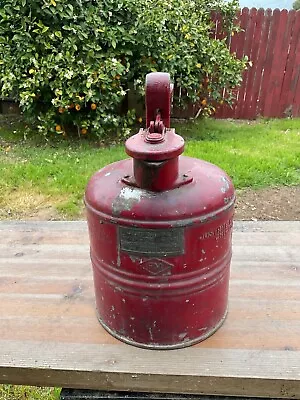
[0,230,90,245]
[1,341,300,398]
[1,294,300,324]
[1,220,298,234]
[0,263,299,295]
[273,10,296,117]
[234,8,251,119]
[0,259,92,276]
[279,10,300,117]
[232,231,300,245]
[233,220,300,232]
[217,8,249,119]
[260,9,280,116]
[0,244,90,259]
[264,10,289,117]
[214,9,241,119]
[232,246,299,262]
[243,8,265,119]
[0,220,87,231]
[1,222,300,252]
[0,229,299,247]
[291,29,300,116]
[255,8,272,116]
[237,8,258,119]
[0,259,299,282]
[250,9,272,118]
[0,243,298,263]
[0,221,299,395]
[231,261,300,279]
[1,310,300,350]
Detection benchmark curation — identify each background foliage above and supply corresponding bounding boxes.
[293,0,300,10]
[0,0,246,138]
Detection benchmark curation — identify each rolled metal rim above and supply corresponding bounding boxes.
[96,309,228,350]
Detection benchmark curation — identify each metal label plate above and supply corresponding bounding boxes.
[119,226,184,257]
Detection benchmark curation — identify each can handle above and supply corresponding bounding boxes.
[146,72,172,129]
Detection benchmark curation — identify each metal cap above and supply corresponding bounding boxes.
[125,72,184,161]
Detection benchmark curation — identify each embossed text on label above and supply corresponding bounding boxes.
[119,227,184,257]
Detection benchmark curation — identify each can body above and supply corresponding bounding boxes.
[85,155,235,349]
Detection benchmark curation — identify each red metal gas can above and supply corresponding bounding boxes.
[85,72,235,349]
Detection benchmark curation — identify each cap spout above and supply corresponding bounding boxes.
[123,72,192,191]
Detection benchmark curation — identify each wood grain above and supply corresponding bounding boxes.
[208,8,300,119]
[234,7,250,119]
[280,11,300,116]
[0,221,299,397]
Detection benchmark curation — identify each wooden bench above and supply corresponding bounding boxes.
[0,221,300,399]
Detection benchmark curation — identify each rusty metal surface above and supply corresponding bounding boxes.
[125,128,184,162]
[145,72,171,128]
[97,310,228,350]
[85,72,235,349]
[85,157,235,225]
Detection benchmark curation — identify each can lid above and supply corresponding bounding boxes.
[125,72,184,161]
[125,128,184,161]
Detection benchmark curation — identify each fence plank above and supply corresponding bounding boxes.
[264,10,289,117]
[242,8,264,119]
[237,8,257,119]
[290,12,300,116]
[216,8,300,120]
[247,8,269,119]
[279,11,300,117]
[274,10,296,117]
[216,8,250,119]
[224,11,244,119]
[258,9,278,116]
[279,11,299,117]
[291,45,300,117]
[234,8,251,119]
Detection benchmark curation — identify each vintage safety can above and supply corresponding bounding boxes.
[85,72,235,349]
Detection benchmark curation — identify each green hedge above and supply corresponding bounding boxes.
[0,0,246,138]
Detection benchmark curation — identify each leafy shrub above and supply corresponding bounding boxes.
[293,0,300,10]
[0,0,246,138]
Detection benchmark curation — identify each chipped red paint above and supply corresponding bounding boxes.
[85,73,235,349]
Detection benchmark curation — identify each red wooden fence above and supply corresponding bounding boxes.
[215,8,300,119]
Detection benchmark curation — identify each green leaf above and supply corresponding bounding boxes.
[0,0,245,139]
[36,21,44,29]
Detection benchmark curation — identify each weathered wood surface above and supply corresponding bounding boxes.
[0,221,299,397]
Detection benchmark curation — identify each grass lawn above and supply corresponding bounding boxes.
[0,385,60,400]
[0,116,299,220]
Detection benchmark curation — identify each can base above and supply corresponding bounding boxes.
[96,309,228,350]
